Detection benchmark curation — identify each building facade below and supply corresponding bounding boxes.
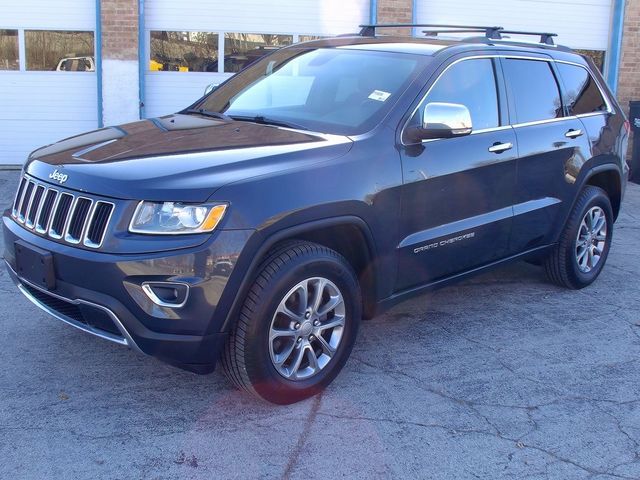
[0,0,634,164]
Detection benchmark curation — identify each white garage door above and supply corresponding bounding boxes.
[0,0,98,165]
[144,0,370,118]
[415,0,613,51]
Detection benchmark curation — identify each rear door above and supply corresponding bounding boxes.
[396,56,517,291]
[500,55,592,253]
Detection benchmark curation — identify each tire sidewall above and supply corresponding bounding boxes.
[243,251,361,404]
[566,189,614,287]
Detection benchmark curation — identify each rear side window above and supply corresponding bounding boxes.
[502,59,562,124]
[556,63,608,115]
[422,58,500,131]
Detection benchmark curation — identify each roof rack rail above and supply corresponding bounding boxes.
[359,23,559,46]
[359,23,503,39]
[497,30,558,45]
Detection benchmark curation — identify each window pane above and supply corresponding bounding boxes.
[503,59,562,124]
[298,35,325,43]
[198,48,426,135]
[0,29,19,70]
[150,31,219,72]
[224,33,293,73]
[557,63,608,116]
[25,30,94,71]
[424,59,499,130]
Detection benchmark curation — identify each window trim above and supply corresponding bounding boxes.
[400,54,614,146]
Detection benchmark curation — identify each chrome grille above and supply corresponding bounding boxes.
[11,175,114,249]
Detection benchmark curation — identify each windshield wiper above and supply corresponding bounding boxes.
[229,115,310,131]
[183,108,232,121]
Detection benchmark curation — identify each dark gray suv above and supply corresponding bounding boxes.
[4,24,629,404]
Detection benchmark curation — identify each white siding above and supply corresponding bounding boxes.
[0,73,98,163]
[0,0,97,164]
[415,0,613,50]
[2,0,95,29]
[143,0,370,118]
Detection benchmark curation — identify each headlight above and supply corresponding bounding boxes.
[129,201,227,234]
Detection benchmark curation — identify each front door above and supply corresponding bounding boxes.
[396,57,517,291]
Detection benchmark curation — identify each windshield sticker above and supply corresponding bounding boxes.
[368,90,391,102]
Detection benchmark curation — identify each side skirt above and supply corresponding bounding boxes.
[374,244,554,315]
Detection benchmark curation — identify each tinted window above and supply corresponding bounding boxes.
[25,30,94,71]
[557,63,608,115]
[503,59,562,124]
[422,58,499,130]
[150,31,219,72]
[224,33,293,72]
[0,29,19,70]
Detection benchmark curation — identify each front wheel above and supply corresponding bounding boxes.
[544,186,614,289]
[221,241,361,404]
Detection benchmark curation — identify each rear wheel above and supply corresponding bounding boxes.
[544,186,613,289]
[221,241,361,404]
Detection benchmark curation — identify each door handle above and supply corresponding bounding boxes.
[488,142,513,154]
[565,129,583,139]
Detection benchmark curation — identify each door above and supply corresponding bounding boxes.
[396,57,517,291]
[500,57,593,253]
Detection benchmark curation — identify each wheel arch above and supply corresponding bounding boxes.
[219,216,379,334]
[583,163,623,220]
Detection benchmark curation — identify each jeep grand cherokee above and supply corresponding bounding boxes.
[3,25,629,404]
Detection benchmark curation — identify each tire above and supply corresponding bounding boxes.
[221,241,361,404]
[544,185,613,289]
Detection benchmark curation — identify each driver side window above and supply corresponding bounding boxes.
[416,58,500,131]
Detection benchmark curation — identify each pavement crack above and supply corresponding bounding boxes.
[316,411,639,479]
[282,393,322,480]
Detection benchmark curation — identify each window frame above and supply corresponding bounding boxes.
[553,59,614,119]
[500,55,566,126]
[400,55,510,146]
[0,27,97,74]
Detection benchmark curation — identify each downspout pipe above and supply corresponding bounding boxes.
[138,0,146,119]
[370,0,377,25]
[95,0,103,128]
[605,0,625,94]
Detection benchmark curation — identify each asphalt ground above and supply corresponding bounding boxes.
[1,168,639,479]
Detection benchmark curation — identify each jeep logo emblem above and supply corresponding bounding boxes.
[49,169,68,184]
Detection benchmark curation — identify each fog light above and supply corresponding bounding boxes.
[142,282,190,308]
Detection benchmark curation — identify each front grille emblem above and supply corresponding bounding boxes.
[49,169,68,184]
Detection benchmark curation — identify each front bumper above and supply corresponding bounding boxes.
[3,212,253,373]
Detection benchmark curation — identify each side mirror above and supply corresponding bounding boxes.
[204,83,219,95]
[406,102,473,143]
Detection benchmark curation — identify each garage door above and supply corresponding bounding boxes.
[415,0,612,61]
[143,0,370,118]
[0,0,98,165]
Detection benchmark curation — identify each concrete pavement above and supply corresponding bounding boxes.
[1,169,639,479]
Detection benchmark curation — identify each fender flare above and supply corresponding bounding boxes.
[217,215,378,333]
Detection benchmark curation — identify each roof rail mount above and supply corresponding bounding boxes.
[358,23,558,46]
[359,23,502,39]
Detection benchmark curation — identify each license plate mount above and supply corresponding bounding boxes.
[14,240,56,290]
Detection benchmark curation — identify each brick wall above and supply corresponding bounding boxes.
[617,0,640,159]
[376,0,413,36]
[101,0,138,61]
[100,0,140,125]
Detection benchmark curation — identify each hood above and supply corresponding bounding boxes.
[25,114,353,202]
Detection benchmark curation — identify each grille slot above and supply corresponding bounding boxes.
[12,177,27,215]
[18,181,35,221]
[36,189,58,233]
[65,198,92,243]
[11,175,115,249]
[85,202,114,247]
[26,185,45,228]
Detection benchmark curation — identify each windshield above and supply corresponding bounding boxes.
[191,47,428,135]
